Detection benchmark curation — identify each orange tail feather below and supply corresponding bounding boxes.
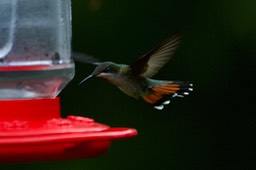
[143,82,193,110]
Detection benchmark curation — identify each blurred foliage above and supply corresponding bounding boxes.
[2,0,255,169]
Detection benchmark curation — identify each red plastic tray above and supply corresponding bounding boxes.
[0,98,137,162]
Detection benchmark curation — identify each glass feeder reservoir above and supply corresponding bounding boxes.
[0,0,74,99]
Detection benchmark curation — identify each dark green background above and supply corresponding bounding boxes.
[2,0,255,169]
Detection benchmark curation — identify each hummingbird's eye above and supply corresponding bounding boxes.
[104,67,111,73]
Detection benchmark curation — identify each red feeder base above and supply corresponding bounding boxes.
[0,98,137,162]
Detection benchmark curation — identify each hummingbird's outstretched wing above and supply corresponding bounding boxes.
[130,33,181,78]
[72,52,101,65]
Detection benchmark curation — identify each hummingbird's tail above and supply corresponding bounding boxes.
[142,81,193,110]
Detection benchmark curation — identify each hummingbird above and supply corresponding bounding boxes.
[74,33,193,110]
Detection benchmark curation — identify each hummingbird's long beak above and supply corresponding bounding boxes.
[79,74,94,85]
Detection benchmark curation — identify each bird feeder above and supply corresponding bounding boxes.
[0,0,137,162]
